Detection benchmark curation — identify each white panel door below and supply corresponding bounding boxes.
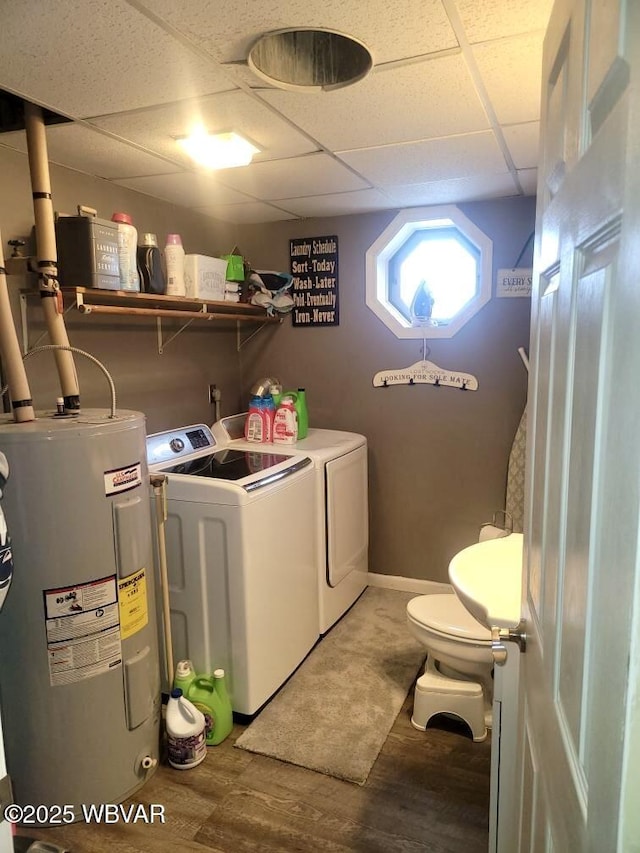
[515,0,640,850]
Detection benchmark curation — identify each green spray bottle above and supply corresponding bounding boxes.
[186,668,233,746]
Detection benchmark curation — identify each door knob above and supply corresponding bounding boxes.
[491,623,526,665]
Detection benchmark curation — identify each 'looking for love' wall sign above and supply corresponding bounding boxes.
[290,235,339,327]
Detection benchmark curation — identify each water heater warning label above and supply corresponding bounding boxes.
[43,575,122,687]
[118,568,148,639]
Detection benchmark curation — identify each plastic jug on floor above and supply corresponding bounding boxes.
[187,669,233,746]
[165,688,207,770]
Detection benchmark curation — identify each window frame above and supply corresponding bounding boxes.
[365,205,493,340]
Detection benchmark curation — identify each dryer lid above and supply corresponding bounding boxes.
[407,594,491,641]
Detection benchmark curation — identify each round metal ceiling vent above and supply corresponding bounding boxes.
[247,28,373,92]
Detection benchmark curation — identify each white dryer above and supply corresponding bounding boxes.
[212,415,369,634]
[147,424,318,715]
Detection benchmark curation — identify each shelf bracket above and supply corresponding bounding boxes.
[156,316,197,354]
[236,317,281,351]
[20,291,75,354]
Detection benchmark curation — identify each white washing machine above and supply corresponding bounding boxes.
[212,415,369,634]
[147,424,318,715]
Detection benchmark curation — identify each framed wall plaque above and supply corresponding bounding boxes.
[290,235,339,326]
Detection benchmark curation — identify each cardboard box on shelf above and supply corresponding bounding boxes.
[184,254,228,300]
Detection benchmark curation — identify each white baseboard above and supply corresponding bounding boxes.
[366,572,452,595]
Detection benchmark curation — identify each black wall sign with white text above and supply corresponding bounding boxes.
[290,236,339,327]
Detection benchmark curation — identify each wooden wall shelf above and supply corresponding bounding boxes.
[20,287,280,354]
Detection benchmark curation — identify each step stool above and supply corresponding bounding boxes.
[411,657,488,742]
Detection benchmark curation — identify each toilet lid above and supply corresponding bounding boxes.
[407,594,491,642]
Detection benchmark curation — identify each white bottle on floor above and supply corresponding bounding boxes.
[165,688,206,770]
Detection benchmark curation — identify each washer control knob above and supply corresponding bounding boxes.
[169,437,185,453]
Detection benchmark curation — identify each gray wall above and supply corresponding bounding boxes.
[0,142,532,584]
[237,197,533,583]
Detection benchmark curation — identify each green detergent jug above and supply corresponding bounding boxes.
[186,669,233,746]
[282,388,308,439]
[173,659,196,695]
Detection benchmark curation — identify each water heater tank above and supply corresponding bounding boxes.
[0,409,161,820]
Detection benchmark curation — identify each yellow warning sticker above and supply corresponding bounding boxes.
[118,568,148,640]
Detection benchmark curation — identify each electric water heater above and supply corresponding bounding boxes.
[0,409,161,819]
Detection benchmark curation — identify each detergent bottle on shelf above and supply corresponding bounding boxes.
[269,382,282,407]
[283,388,308,440]
[187,669,233,746]
[111,211,140,291]
[273,397,298,445]
[164,233,186,296]
[262,392,276,443]
[244,395,264,443]
[295,388,308,440]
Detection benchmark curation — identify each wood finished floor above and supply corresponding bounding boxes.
[20,691,491,853]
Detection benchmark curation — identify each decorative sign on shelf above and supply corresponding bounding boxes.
[496,268,532,298]
[290,235,339,327]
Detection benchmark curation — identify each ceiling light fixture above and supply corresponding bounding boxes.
[177,128,260,169]
[248,28,373,92]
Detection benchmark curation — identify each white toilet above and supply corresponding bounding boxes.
[406,592,494,742]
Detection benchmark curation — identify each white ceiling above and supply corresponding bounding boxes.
[0,0,553,225]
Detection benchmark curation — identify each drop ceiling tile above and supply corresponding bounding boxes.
[385,172,520,206]
[0,0,233,118]
[137,0,457,65]
[339,132,506,186]
[0,123,178,179]
[456,0,553,44]
[502,122,540,169]
[195,202,297,224]
[473,33,545,124]
[517,168,538,195]
[211,153,369,199]
[258,53,489,150]
[91,90,318,166]
[278,189,394,217]
[114,172,251,207]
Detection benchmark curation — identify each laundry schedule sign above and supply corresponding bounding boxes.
[290,235,339,326]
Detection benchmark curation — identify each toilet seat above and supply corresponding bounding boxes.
[407,594,491,643]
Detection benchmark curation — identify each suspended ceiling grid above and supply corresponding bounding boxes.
[0,0,552,224]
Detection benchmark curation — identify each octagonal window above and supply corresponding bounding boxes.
[366,205,493,339]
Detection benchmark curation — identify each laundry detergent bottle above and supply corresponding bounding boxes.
[244,395,264,443]
[295,388,309,440]
[283,388,308,439]
[111,211,140,291]
[137,232,166,294]
[173,659,196,695]
[262,393,276,443]
[187,669,233,746]
[273,397,298,445]
[164,233,186,296]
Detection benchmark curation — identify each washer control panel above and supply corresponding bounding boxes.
[146,424,216,467]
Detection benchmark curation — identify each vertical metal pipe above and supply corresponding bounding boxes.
[0,235,35,422]
[151,474,174,687]
[24,102,80,411]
